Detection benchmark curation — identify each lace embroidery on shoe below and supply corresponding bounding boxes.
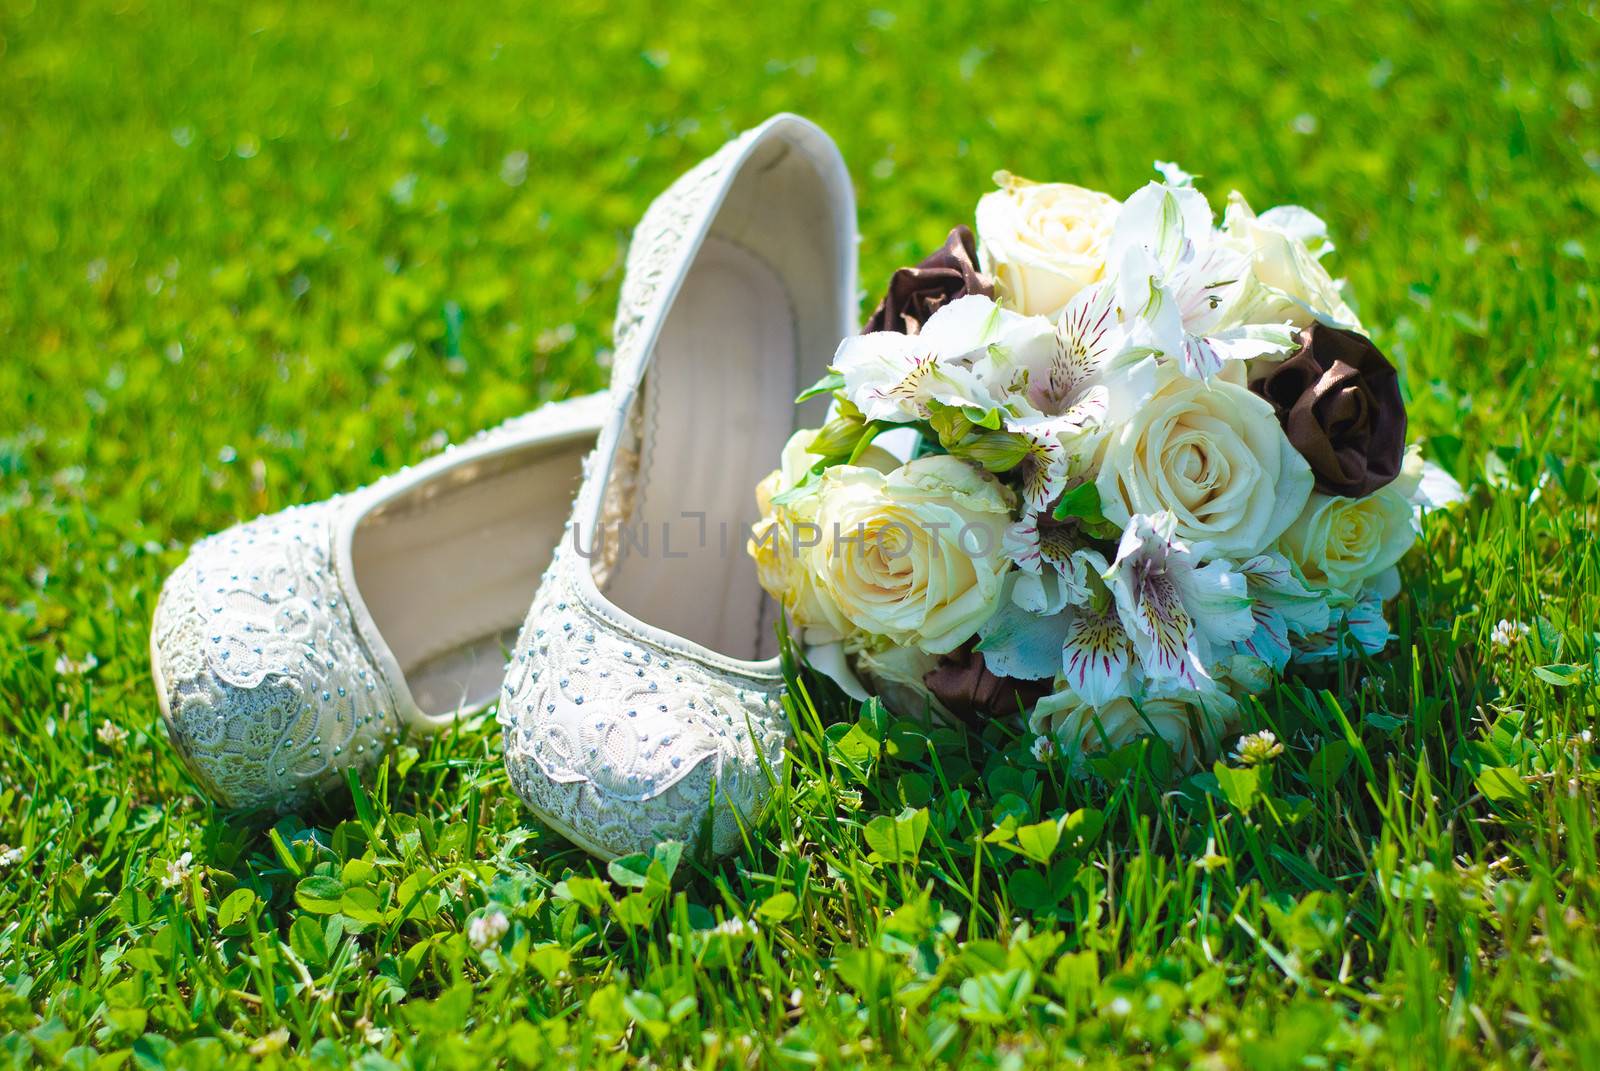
[152,501,401,809]
[499,126,794,857]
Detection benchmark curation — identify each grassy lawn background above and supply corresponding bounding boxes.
[3,0,1599,1067]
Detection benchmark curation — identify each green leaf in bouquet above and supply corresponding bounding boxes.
[1050,482,1104,524]
[768,470,820,508]
[847,422,893,465]
[964,405,1005,430]
[925,399,1005,446]
[794,369,845,404]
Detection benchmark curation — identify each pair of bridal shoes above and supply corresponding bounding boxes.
[150,114,856,860]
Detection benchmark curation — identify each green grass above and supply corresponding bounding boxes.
[3,0,1600,1066]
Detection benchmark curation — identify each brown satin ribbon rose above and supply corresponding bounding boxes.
[1250,323,1407,497]
[922,641,1051,728]
[865,225,996,335]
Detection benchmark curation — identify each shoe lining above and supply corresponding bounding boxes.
[601,138,843,661]
[604,238,796,660]
[350,441,588,717]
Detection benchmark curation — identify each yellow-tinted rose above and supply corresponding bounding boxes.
[1277,447,1422,597]
[748,429,898,642]
[976,172,1119,317]
[809,456,1012,654]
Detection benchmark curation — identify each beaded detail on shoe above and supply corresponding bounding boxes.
[499,541,788,858]
[497,123,806,858]
[151,501,400,810]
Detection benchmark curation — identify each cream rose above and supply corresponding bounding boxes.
[1277,448,1422,598]
[1029,686,1242,773]
[807,456,1012,654]
[975,172,1119,317]
[1221,193,1362,331]
[1095,366,1313,558]
[748,429,898,642]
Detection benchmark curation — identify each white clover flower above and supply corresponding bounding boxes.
[467,909,510,950]
[1232,730,1284,766]
[96,721,128,747]
[1490,619,1530,649]
[1030,734,1056,762]
[160,851,193,890]
[54,652,99,676]
[710,916,758,937]
[0,846,22,867]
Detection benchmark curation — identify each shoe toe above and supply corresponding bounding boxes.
[499,573,788,859]
[151,501,401,810]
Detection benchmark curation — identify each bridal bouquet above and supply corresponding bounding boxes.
[748,166,1459,772]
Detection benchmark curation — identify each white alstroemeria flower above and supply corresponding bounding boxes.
[1410,457,1467,514]
[1059,597,1137,706]
[1102,513,1255,689]
[832,294,1012,423]
[1004,404,1109,512]
[977,285,1128,511]
[977,283,1120,417]
[1002,511,1091,615]
[1291,588,1393,663]
[860,291,1110,512]
[1107,183,1298,381]
[975,572,1075,681]
[1218,192,1362,331]
[1153,160,1196,187]
[1230,552,1332,672]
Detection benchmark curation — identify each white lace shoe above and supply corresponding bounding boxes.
[499,114,857,859]
[151,393,607,810]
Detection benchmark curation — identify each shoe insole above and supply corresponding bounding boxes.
[351,439,589,718]
[605,237,796,661]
